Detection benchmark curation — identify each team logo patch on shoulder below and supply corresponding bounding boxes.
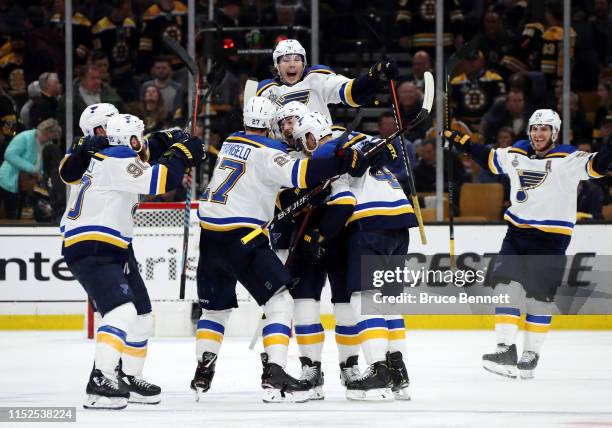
[516,169,548,202]
[273,154,291,166]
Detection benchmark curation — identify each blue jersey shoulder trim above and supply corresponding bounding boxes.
[226,131,288,153]
[99,146,138,159]
[546,144,577,156]
[304,65,336,77]
[256,79,279,95]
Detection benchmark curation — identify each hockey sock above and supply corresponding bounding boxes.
[294,299,324,363]
[333,303,359,364]
[95,303,137,376]
[350,292,389,365]
[385,315,406,355]
[494,281,523,346]
[196,309,232,361]
[262,289,294,367]
[122,312,154,376]
[494,307,520,346]
[523,298,553,354]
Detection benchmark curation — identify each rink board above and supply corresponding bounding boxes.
[1,224,611,331]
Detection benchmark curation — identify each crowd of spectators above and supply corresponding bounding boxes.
[0,0,611,223]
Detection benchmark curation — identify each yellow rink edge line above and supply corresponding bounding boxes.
[2,314,612,331]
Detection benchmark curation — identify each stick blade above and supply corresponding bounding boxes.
[243,78,258,109]
[423,71,435,113]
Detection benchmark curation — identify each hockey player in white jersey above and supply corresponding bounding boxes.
[285,112,415,400]
[61,113,205,409]
[190,96,371,403]
[444,109,612,379]
[256,39,397,120]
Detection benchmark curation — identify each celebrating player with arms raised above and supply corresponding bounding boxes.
[444,109,612,379]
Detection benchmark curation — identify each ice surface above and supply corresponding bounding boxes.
[1,331,611,427]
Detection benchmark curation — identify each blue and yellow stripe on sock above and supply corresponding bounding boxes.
[196,319,225,343]
[263,323,291,347]
[386,318,406,340]
[294,323,324,345]
[123,339,148,358]
[335,324,360,345]
[525,314,552,333]
[96,325,127,353]
[356,318,389,342]
[495,307,520,326]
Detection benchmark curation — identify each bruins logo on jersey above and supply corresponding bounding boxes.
[462,86,487,111]
[163,25,182,43]
[276,90,310,106]
[419,0,436,21]
[516,169,548,202]
[112,42,129,62]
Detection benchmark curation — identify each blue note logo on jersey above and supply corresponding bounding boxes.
[277,90,310,106]
[516,169,548,202]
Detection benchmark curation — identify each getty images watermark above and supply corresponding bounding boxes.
[358,254,612,315]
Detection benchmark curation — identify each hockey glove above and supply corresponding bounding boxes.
[161,137,205,169]
[443,130,471,151]
[296,229,326,264]
[367,141,398,170]
[153,129,191,150]
[368,57,399,81]
[340,147,369,177]
[71,135,108,155]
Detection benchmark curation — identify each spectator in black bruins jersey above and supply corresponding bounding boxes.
[473,9,513,73]
[49,1,92,72]
[23,6,64,84]
[92,0,139,102]
[138,0,188,72]
[394,0,464,56]
[450,49,506,132]
[0,37,26,111]
[0,87,18,163]
[539,0,575,90]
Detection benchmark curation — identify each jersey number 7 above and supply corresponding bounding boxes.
[66,175,93,220]
[201,158,246,204]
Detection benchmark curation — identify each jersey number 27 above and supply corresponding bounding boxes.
[201,158,246,204]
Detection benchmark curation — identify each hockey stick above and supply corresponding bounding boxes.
[243,78,258,106]
[163,36,225,299]
[443,40,476,266]
[388,72,434,245]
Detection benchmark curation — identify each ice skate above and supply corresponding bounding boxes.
[346,361,394,401]
[118,368,161,404]
[299,356,324,400]
[260,353,310,403]
[386,351,410,400]
[339,355,361,386]
[482,343,518,378]
[191,352,217,401]
[83,368,129,410]
[517,351,539,379]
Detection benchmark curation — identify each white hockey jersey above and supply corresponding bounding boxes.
[198,132,309,233]
[316,128,417,231]
[61,146,169,262]
[256,65,360,122]
[487,140,603,235]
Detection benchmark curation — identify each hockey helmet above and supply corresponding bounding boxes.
[79,103,119,137]
[292,111,332,154]
[273,39,307,70]
[243,96,277,130]
[528,109,561,143]
[106,114,145,152]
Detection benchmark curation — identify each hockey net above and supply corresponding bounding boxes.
[85,201,260,339]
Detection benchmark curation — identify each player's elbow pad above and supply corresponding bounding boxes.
[303,157,343,188]
[319,204,354,240]
[157,156,187,192]
[59,154,89,184]
[351,74,382,105]
[591,149,612,176]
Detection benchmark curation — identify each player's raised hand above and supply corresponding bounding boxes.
[72,135,108,155]
[443,130,471,151]
[368,57,399,81]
